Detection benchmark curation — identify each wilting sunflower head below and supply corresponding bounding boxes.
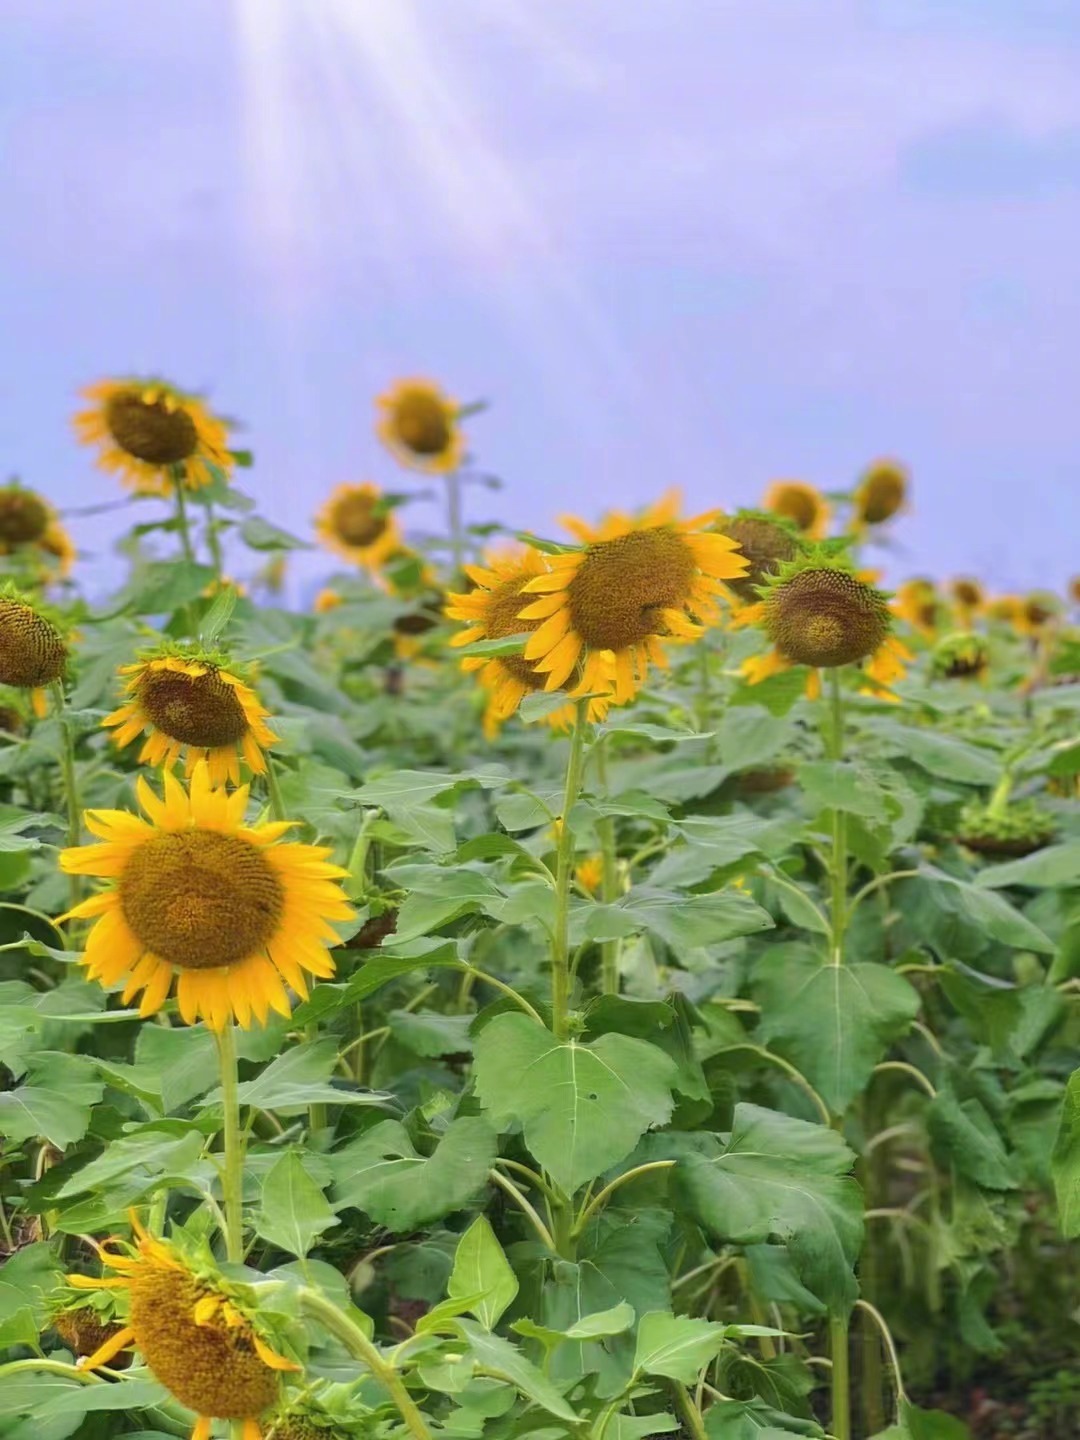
[376,378,465,474]
[73,378,233,495]
[71,1214,297,1436]
[950,577,985,612]
[60,764,353,1030]
[761,556,892,668]
[0,591,67,695]
[0,483,51,546]
[853,459,908,526]
[720,509,802,600]
[104,646,277,788]
[518,494,748,704]
[956,798,1056,858]
[315,483,402,577]
[932,631,990,681]
[762,480,830,538]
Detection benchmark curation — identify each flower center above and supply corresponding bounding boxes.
[130,1265,279,1420]
[725,516,799,600]
[768,567,890,667]
[567,528,697,651]
[483,578,545,688]
[859,469,905,524]
[119,831,284,971]
[0,599,67,689]
[771,487,818,532]
[0,490,49,545]
[392,392,453,455]
[139,666,250,748]
[332,493,388,547]
[105,391,199,466]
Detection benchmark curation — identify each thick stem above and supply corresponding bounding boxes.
[595,741,620,996]
[445,470,465,580]
[830,1313,851,1440]
[551,700,589,1041]
[297,1286,433,1440]
[216,1023,245,1264]
[52,682,82,909]
[826,670,847,966]
[672,1380,709,1440]
[986,769,1014,820]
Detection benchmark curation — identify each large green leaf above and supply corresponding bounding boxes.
[869,1399,971,1439]
[871,723,999,785]
[580,889,773,952]
[926,1084,1016,1191]
[330,1117,496,1230]
[229,1040,390,1110]
[473,1014,677,1195]
[668,1105,863,1314]
[975,842,1080,890]
[705,1401,824,1437]
[897,869,1054,955]
[447,1216,518,1330]
[632,1310,728,1383]
[753,950,920,1113]
[0,1084,98,1149]
[453,1319,577,1421]
[1051,1069,1080,1237]
[256,1149,337,1257]
[798,761,895,821]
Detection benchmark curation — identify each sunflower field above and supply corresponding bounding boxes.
[0,378,1078,1440]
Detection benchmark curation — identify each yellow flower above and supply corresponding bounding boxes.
[60,763,353,1029]
[69,1211,297,1440]
[0,484,76,579]
[852,459,908,528]
[949,576,984,627]
[932,631,990,681]
[739,557,911,700]
[74,378,233,495]
[314,588,343,614]
[203,576,248,599]
[315,483,402,577]
[37,520,77,580]
[762,480,830,539]
[446,546,613,737]
[516,493,748,705]
[0,592,67,716]
[894,578,944,638]
[1015,591,1061,635]
[575,855,604,894]
[376,378,465,474]
[103,651,277,787]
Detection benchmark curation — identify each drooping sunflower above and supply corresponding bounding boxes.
[949,576,985,627]
[69,1212,298,1440]
[739,554,911,700]
[718,509,803,606]
[852,459,908,528]
[74,377,233,495]
[931,631,990,681]
[515,494,748,705]
[315,483,402,577]
[894,578,945,638]
[1015,591,1062,636]
[762,480,830,539]
[376,378,465,474]
[60,763,353,1029]
[103,647,277,787]
[446,546,613,736]
[0,589,67,716]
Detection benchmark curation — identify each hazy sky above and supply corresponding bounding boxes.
[2,0,1078,596]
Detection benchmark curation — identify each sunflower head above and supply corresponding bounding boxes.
[71,1214,297,1431]
[575,855,604,894]
[105,645,277,786]
[956,799,1056,858]
[895,578,945,636]
[762,480,830,538]
[314,588,342,614]
[1020,591,1061,632]
[720,509,802,600]
[61,764,352,1029]
[376,378,465,473]
[950,577,985,612]
[315,483,402,577]
[760,555,892,668]
[0,483,51,545]
[853,459,908,526]
[52,1303,131,1366]
[271,1415,348,1440]
[931,631,990,681]
[73,378,233,495]
[0,589,67,692]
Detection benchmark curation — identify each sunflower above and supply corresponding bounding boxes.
[1015,591,1061,635]
[74,377,233,495]
[762,480,830,539]
[103,648,277,787]
[853,459,908,528]
[0,483,76,580]
[60,763,353,1029]
[931,631,990,681]
[575,855,604,895]
[52,1303,132,1367]
[376,378,465,474]
[69,1212,297,1440]
[0,590,67,716]
[739,555,911,700]
[315,483,402,578]
[515,494,748,705]
[718,510,802,604]
[37,521,77,579]
[446,546,613,736]
[314,588,343,614]
[949,577,984,627]
[894,578,945,638]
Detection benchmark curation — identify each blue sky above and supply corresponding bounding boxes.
[1,0,1078,596]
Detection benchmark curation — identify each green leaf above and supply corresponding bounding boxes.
[1051,1069,1080,1236]
[632,1309,728,1383]
[453,1319,577,1421]
[473,1014,677,1195]
[0,1085,97,1148]
[230,1040,390,1110]
[600,889,774,951]
[511,1300,635,1349]
[705,1400,825,1437]
[97,560,216,619]
[798,761,894,821]
[239,515,310,551]
[344,940,461,1001]
[389,1009,474,1058]
[256,1149,337,1257]
[872,722,999,785]
[869,1399,972,1439]
[56,1127,206,1199]
[926,1084,1016,1190]
[901,869,1054,954]
[669,1105,863,1313]
[753,951,920,1113]
[974,842,1080,890]
[447,1215,519,1329]
[330,1116,496,1230]
[730,667,811,716]
[0,1244,62,1348]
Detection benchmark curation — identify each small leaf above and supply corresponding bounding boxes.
[633,1309,728,1383]
[453,1319,577,1420]
[256,1149,337,1257]
[447,1215,519,1329]
[331,1117,497,1231]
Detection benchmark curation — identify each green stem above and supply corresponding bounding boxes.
[826,670,847,966]
[986,769,1014,820]
[264,751,287,821]
[205,500,225,580]
[573,1160,675,1236]
[696,642,712,740]
[595,740,620,996]
[855,1299,908,1419]
[52,682,81,909]
[297,1286,433,1440]
[551,699,589,1041]
[445,470,465,580]
[216,1023,244,1264]
[672,1380,709,1440]
[173,473,197,565]
[551,1195,577,1261]
[487,1168,556,1250]
[830,1313,851,1440]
